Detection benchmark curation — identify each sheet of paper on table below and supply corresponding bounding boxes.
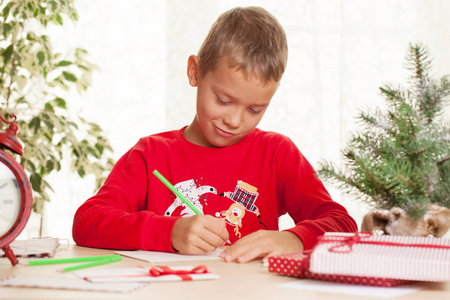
[0,276,146,293]
[73,266,220,283]
[279,279,423,298]
[115,248,223,263]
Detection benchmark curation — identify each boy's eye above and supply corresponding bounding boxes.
[216,96,229,104]
[216,95,262,114]
[249,108,262,114]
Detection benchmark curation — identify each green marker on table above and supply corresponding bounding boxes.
[22,254,123,273]
[23,255,121,266]
[57,255,122,273]
[153,169,202,215]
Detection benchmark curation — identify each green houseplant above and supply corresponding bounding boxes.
[0,0,114,235]
[318,43,450,237]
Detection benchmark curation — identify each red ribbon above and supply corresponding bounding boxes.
[318,232,450,253]
[149,265,208,281]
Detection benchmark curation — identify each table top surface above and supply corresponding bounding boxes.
[1,244,449,300]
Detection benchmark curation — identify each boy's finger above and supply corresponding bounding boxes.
[220,241,251,262]
[221,246,262,263]
[182,233,218,254]
[200,227,229,249]
[204,216,229,241]
[235,245,268,263]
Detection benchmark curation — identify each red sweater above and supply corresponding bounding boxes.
[73,127,357,251]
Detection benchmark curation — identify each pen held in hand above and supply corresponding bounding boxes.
[153,169,202,215]
[153,169,232,246]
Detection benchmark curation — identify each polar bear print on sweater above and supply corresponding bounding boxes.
[164,179,217,217]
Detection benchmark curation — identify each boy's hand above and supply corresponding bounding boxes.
[220,230,304,263]
[171,215,229,254]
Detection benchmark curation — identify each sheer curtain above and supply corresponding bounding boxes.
[20,0,450,241]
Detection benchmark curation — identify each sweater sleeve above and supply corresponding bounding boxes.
[72,139,180,252]
[276,138,358,250]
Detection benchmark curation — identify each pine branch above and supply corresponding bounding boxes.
[318,43,450,219]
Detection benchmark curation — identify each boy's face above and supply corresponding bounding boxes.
[186,55,279,148]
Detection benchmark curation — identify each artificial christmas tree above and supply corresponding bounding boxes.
[318,44,450,237]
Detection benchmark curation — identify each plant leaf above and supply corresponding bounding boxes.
[30,173,42,192]
[55,60,72,67]
[2,5,10,19]
[2,23,12,38]
[62,71,77,82]
[2,44,13,64]
[37,51,45,65]
[54,97,66,108]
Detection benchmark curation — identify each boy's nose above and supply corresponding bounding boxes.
[223,108,244,129]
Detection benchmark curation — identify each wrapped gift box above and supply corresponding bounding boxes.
[268,232,450,287]
[268,250,409,287]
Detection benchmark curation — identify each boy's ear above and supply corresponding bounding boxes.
[187,55,200,87]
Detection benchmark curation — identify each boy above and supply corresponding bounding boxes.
[72,6,357,263]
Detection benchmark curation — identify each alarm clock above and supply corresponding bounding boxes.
[0,113,33,266]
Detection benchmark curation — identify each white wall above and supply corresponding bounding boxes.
[19,0,450,241]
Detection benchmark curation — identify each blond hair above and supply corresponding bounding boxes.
[197,6,288,84]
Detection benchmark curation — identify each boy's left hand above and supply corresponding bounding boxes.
[219,230,304,263]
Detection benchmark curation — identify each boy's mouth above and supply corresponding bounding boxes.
[214,125,234,138]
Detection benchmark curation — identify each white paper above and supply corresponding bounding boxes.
[73,266,220,283]
[115,248,223,263]
[280,279,422,298]
[0,276,146,293]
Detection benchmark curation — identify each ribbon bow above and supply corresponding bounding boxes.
[322,232,373,253]
[149,265,208,281]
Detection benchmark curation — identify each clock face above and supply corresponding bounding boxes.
[0,162,22,238]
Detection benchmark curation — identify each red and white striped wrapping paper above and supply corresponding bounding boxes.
[309,232,450,282]
[268,232,450,287]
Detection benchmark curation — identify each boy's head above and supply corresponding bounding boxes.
[197,6,288,84]
[185,7,287,148]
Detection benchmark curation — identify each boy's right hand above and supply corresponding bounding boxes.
[171,215,229,254]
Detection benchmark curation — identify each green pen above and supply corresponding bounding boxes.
[153,169,202,215]
[57,255,122,273]
[23,255,122,266]
[153,169,232,246]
